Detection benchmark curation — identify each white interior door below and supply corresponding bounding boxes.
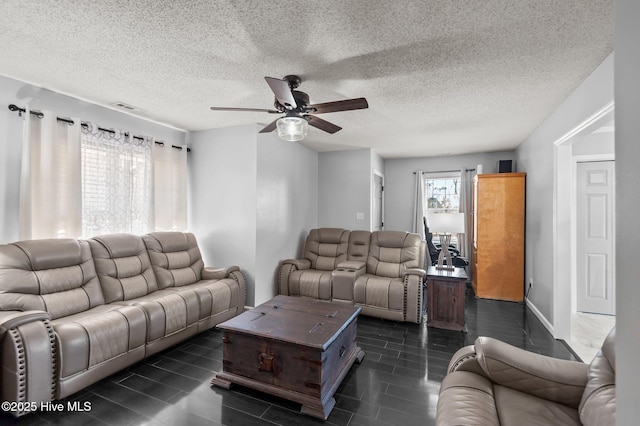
[372,172,384,231]
[576,160,615,315]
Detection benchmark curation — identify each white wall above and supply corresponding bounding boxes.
[383,151,515,233]
[514,54,614,323]
[188,124,318,306]
[0,75,186,243]
[614,0,640,422]
[256,133,318,305]
[318,149,372,230]
[188,124,259,304]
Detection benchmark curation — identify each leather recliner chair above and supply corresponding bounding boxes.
[436,327,616,425]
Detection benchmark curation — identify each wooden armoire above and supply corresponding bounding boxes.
[472,173,525,301]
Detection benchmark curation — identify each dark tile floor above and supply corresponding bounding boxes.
[4,286,578,426]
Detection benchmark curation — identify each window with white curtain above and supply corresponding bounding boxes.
[423,171,462,246]
[17,110,188,240]
[81,124,152,237]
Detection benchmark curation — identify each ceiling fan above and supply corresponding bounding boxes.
[210,75,368,141]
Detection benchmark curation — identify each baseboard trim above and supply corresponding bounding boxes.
[525,297,555,336]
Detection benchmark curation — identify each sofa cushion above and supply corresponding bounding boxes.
[143,232,204,288]
[354,275,404,311]
[367,231,422,278]
[494,385,581,426]
[288,269,332,300]
[89,233,159,303]
[0,239,104,319]
[347,230,371,262]
[51,304,146,379]
[303,228,350,271]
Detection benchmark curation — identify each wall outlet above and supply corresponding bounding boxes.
[356,212,365,220]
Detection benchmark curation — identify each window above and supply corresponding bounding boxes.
[81,126,152,237]
[424,171,462,246]
[424,172,461,215]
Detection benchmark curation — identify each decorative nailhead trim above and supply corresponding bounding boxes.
[449,353,478,373]
[44,319,58,400]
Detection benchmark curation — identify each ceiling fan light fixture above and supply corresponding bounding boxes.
[276,116,308,142]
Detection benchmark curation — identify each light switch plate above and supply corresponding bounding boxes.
[356,212,365,220]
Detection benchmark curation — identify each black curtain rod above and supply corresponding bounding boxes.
[8,104,190,152]
[413,168,476,174]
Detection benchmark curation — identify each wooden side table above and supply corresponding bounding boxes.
[426,266,468,331]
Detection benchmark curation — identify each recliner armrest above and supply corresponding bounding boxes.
[202,265,240,280]
[281,258,311,270]
[0,310,50,339]
[476,336,588,408]
[404,268,426,278]
[0,310,56,416]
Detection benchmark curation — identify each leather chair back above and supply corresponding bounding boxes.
[367,231,423,278]
[303,228,350,270]
[0,239,104,319]
[347,230,371,263]
[143,232,205,288]
[579,327,616,426]
[89,233,159,303]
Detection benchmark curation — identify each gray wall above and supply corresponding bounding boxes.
[615,0,640,422]
[514,54,613,323]
[0,75,185,243]
[188,124,318,306]
[383,151,515,233]
[318,149,372,230]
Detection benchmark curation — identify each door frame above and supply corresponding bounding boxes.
[552,101,614,340]
[371,169,385,231]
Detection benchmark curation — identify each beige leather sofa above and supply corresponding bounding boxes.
[0,232,245,417]
[436,328,616,426]
[279,228,426,323]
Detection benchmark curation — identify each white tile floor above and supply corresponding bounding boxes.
[569,312,616,363]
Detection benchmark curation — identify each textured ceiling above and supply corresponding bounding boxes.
[0,1,613,158]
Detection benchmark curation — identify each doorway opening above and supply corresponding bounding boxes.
[553,101,615,362]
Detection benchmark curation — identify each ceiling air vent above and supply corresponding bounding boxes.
[111,101,144,112]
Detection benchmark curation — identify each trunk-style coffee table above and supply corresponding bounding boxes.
[211,295,365,420]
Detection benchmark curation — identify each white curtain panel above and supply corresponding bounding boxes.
[19,109,82,239]
[459,168,474,259]
[81,124,152,237]
[152,142,187,232]
[412,171,426,239]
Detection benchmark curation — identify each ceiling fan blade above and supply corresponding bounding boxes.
[264,77,297,110]
[258,119,279,133]
[210,106,279,113]
[306,115,342,134]
[308,97,369,114]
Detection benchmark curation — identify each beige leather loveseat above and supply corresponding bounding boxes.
[278,228,426,323]
[436,328,616,425]
[0,232,245,417]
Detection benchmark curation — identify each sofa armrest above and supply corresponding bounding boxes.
[282,258,311,270]
[278,259,311,296]
[0,311,56,416]
[437,371,500,426]
[404,268,426,278]
[446,344,488,377]
[202,265,240,280]
[332,262,366,303]
[403,272,424,323]
[476,336,589,408]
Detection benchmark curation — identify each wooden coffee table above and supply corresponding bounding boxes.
[211,295,365,420]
